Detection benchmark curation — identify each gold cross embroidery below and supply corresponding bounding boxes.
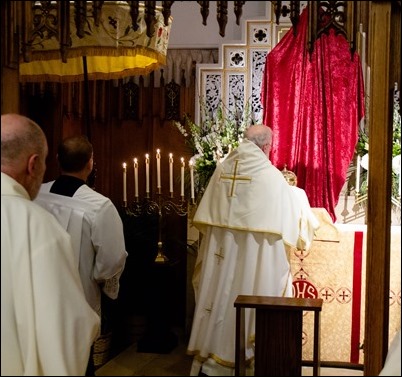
[214,247,225,264]
[220,159,252,197]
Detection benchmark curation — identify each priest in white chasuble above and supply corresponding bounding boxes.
[187,125,319,376]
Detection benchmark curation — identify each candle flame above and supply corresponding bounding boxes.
[123,162,127,168]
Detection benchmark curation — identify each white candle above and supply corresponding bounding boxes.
[180,157,185,197]
[169,153,174,193]
[133,158,139,198]
[145,154,150,194]
[189,160,195,199]
[156,149,161,189]
[122,162,127,202]
[355,155,361,194]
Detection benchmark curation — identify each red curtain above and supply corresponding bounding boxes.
[261,8,365,222]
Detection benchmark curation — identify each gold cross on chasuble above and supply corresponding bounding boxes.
[220,159,252,197]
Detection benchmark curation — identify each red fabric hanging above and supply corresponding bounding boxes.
[261,8,365,222]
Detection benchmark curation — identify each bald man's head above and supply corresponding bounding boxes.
[244,125,273,157]
[1,114,48,199]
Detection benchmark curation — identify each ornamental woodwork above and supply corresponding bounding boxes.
[17,1,361,65]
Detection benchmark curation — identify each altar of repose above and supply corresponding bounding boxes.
[184,204,401,368]
[287,208,401,366]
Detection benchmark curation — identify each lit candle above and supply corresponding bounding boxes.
[156,149,161,189]
[122,162,127,202]
[145,154,150,194]
[355,155,361,194]
[180,157,185,197]
[133,158,139,198]
[189,159,195,199]
[169,153,174,194]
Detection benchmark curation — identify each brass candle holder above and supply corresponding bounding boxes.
[123,192,191,263]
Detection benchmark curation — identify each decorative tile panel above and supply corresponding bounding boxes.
[204,73,222,117]
[250,49,269,123]
[225,48,246,69]
[247,21,271,46]
[273,1,308,22]
[197,10,277,126]
[227,74,245,115]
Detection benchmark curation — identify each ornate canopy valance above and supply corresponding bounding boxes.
[19,2,172,82]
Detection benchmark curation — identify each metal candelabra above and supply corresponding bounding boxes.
[122,190,195,263]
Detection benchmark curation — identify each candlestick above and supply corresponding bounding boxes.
[355,155,361,194]
[134,158,139,198]
[189,159,195,200]
[169,153,174,194]
[180,157,185,197]
[145,154,150,195]
[123,162,127,203]
[156,149,161,189]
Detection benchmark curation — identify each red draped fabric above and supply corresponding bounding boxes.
[261,8,365,222]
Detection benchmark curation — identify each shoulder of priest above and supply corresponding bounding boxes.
[193,141,318,250]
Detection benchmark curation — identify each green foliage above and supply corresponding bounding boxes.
[174,98,254,192]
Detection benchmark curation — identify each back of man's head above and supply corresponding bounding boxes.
[1,113,48,199]
[1,114,47,169]
[57,135,93,173]
[244,124,273,150]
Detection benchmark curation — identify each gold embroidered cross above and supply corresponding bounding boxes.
[214,247,225,264]
[220,159,252,197]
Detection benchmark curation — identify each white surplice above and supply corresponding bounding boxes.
[1,173,100,376]
[36,184,128,316]
[187,140,319,375]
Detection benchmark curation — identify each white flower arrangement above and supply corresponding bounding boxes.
[174,99,254,193]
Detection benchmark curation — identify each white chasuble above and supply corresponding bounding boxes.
[187,140,319,376]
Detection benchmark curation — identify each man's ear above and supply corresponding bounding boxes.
[87,157,94,172]
[27,154,39,176]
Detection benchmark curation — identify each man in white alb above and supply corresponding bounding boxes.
[35,135,127,375]
[187,124,319,376]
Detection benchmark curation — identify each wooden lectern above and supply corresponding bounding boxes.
[234,295,323,376]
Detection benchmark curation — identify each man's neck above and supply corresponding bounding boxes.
[60,171,88,182]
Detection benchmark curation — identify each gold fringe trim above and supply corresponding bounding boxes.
[21,46,167,64]
[19,63,164,83]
